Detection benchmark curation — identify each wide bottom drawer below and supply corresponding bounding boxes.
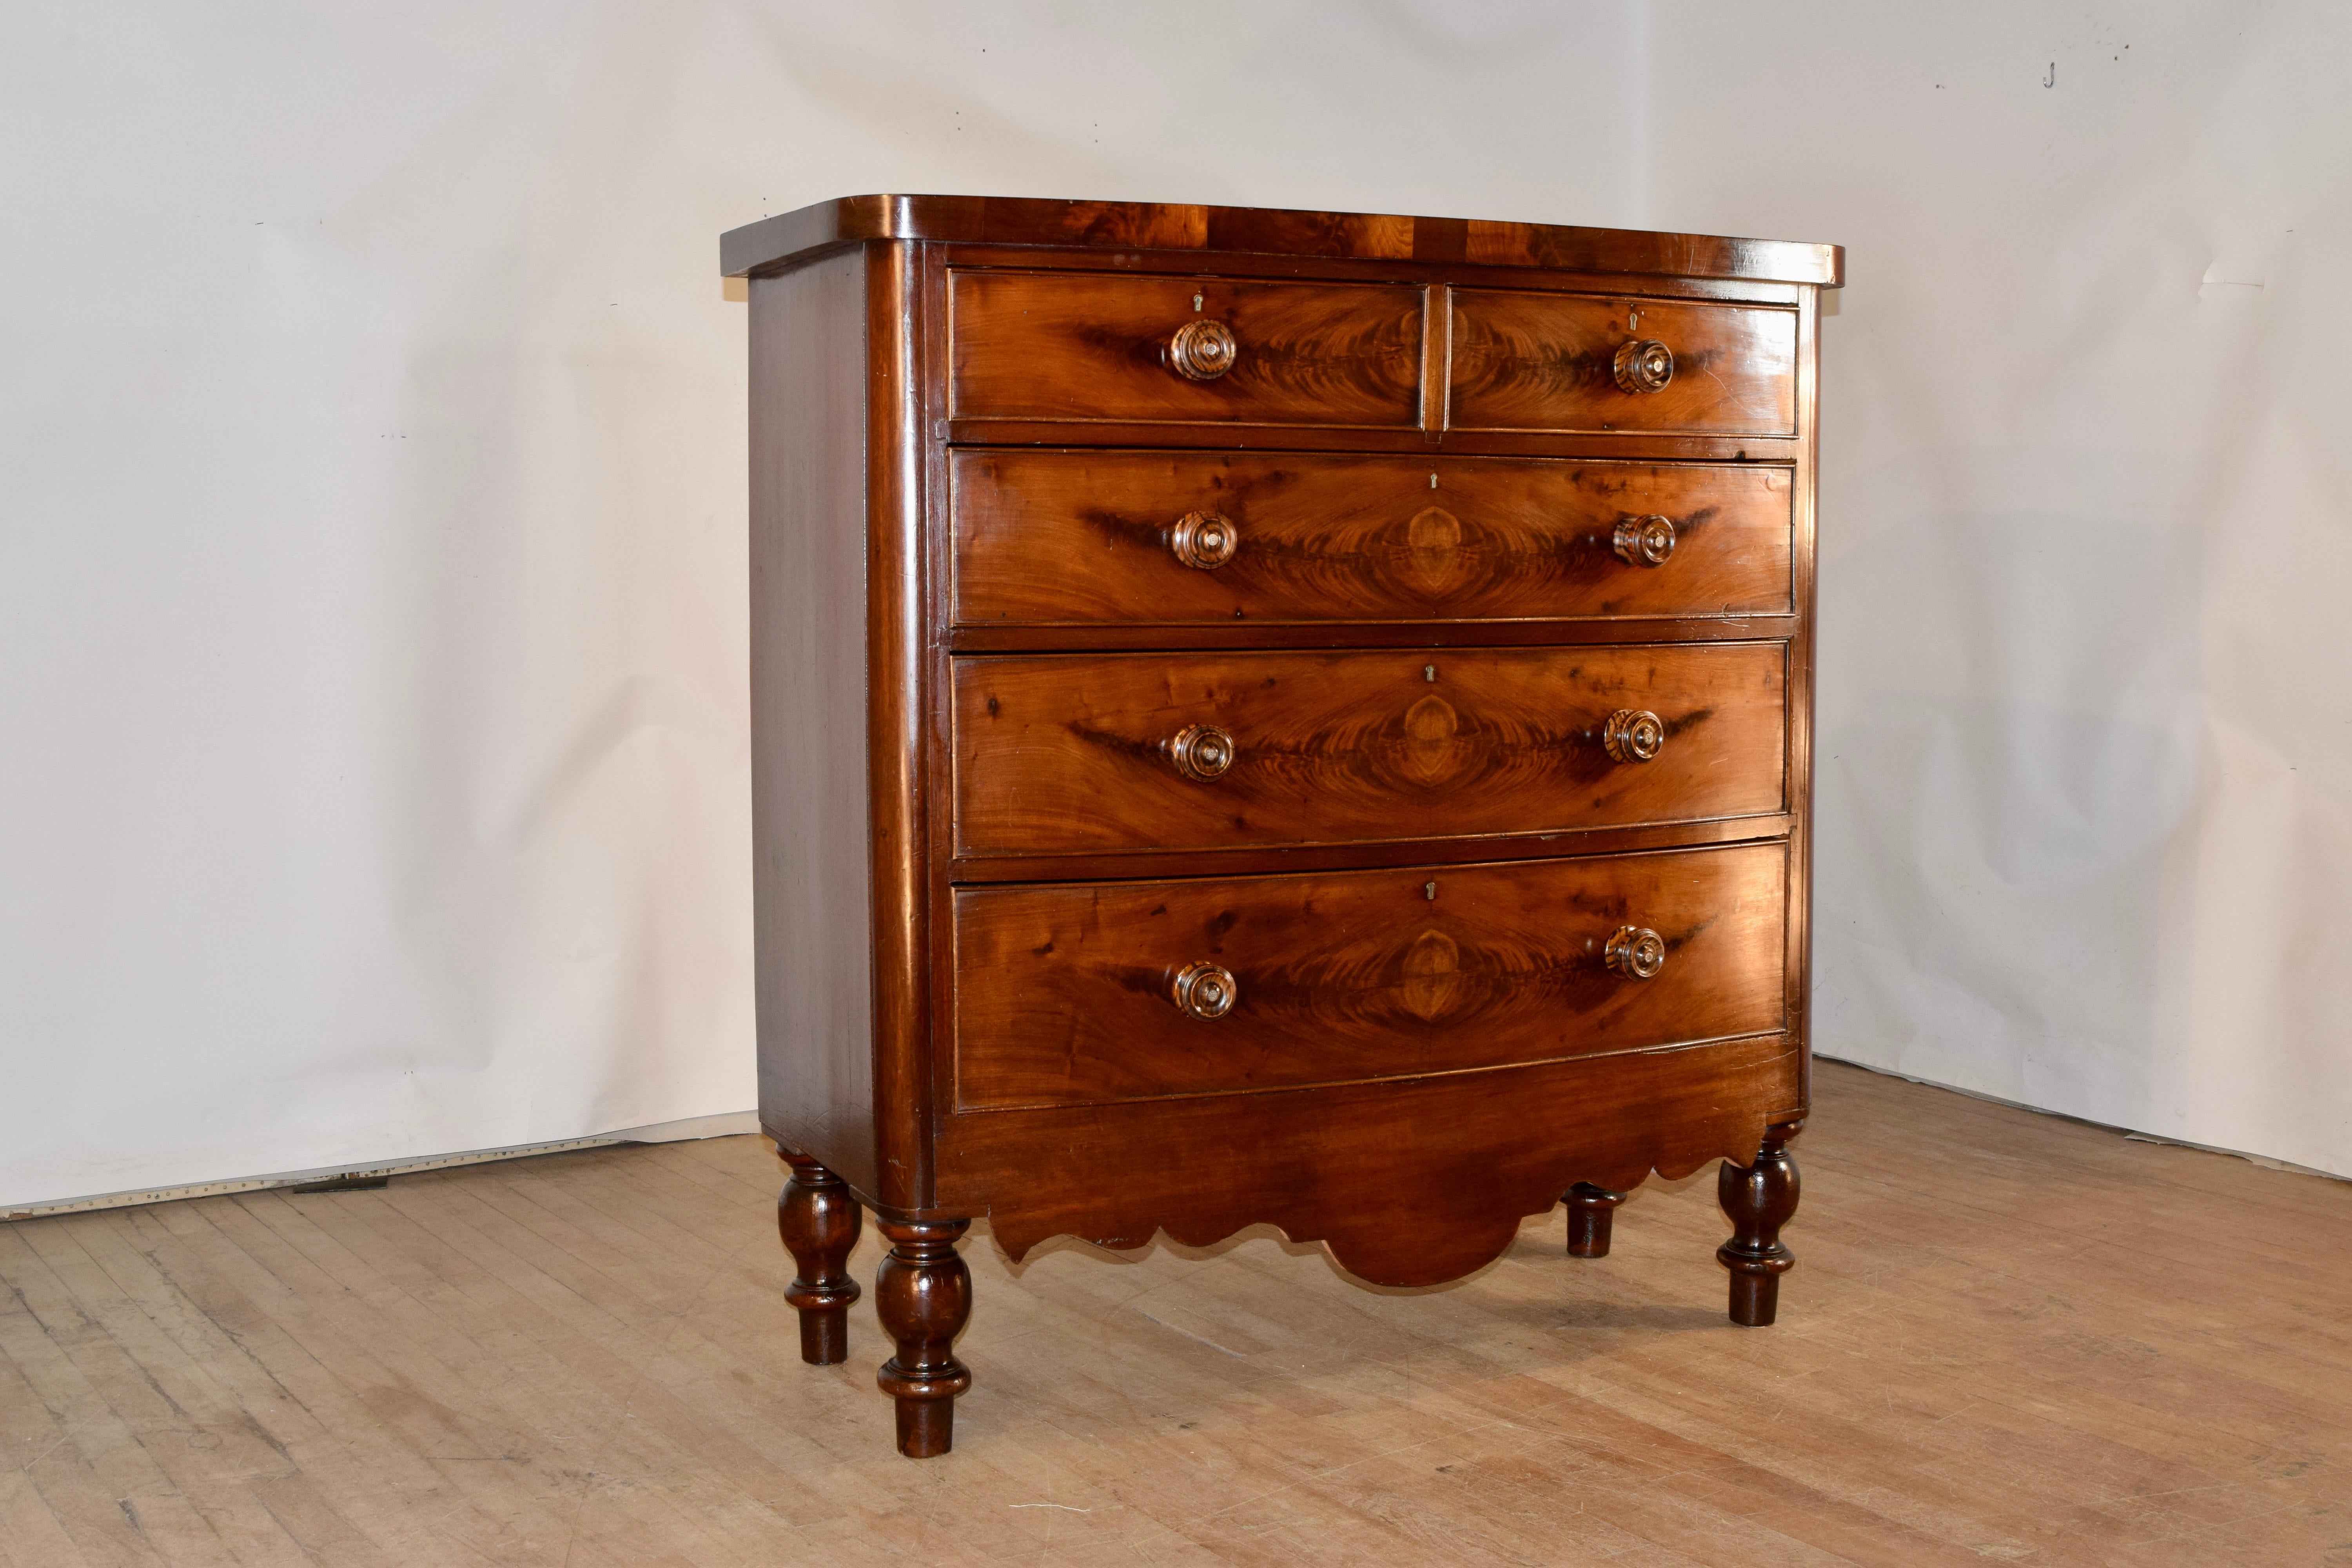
[953,841,1786,1110]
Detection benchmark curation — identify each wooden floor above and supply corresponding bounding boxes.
[4,1063,2350,1568]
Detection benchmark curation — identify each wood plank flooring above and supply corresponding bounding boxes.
[4,1062,2350,1567]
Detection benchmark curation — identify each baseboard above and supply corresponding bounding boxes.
[4,1110,763,1221]
[1816,1054,2349,1185]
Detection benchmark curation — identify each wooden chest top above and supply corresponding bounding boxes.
[722,192,1844,286]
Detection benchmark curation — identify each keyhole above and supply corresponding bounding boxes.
[1425,664,1437,682]
[1628,308,1640,330]
[1428,473,1439,489]
[1192,292,1203,312]
[1425,881,1438,901]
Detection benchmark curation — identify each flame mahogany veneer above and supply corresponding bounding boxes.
[731,195,1838,1457]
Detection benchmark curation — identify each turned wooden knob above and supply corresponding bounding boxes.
[1613,338,1674,394]
[1169,511,1240,569]
[1168,319,1239,381]
[1606,925,1667,980]
[1613,514,1677,566]
[1602,708,1665,763]
[1172,960,1238,1019]
[1167,722,1236,780]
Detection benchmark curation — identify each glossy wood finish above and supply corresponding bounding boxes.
[741,197,1832,1454]
[775,1152,860,1364]
[748,249,878,1197]
[931,245,1819,456]
[1450,291,1798,436]
[1564,1181,1628,1257]
[951,450,1794,625]
[953,846,1787,1109]
[862,243,938,1216]
[872,1219,972,1458]
[951,812,1795,889]
[948,270,1423,427]
[1719,1119,1803,1326]
[938,1034,1802,1288]
[722,193,1847,287]
[947,612,1800,656]
[952,644,1786,857]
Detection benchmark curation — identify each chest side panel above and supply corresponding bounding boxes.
[750,249,877,1193]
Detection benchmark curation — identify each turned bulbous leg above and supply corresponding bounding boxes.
[875,1218,973,1458]
[1717,1121,1802,1327]
[1564,1183,1628,1258]
[777,1152,862,1364]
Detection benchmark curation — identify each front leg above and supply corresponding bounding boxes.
[1717,1120,1802,1326]
[777,1151,862,1364]
[874,1219,973,1457]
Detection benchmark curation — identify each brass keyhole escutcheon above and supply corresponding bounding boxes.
[1613,514,1677,566]
[1606,925,1667,980]
[1613,338,1674,394]
[1168,318,1239,381]
[1172,960,1238,1019]
[1602,708,1666,764]
[1169,511,1239,569]
[1167,723,1236,780]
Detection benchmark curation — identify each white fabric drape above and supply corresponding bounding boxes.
[1645,2,2352,1177]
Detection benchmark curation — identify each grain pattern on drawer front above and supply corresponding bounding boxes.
[948,270,1423,427]
[953,844,1787,1109]
[952,450,1793,624]
[1449,291,1797,436]
[952,643,1786,857]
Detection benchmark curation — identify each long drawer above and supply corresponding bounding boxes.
[949,269,1424,427]
[1448,289,1797,436]
[952,643,1786,857]
[952,450,1793,624]
[953,842,1788,1109]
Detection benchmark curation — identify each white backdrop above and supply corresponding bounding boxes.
[1643,5,2352,1177]
[3,2,2345,1209]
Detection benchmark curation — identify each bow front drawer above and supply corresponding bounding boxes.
[949,269,1425,428]
[953,843,1788,1109]
[952,642,1786,858]
[1448,290,1797,437]
[952,450,1793,624]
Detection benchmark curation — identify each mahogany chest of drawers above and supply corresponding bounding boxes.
[722,195,1842,1457]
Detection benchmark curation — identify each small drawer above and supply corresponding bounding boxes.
[1449,290,1797,437]
[952,642,1786,858]
[953,842,1788,1108]
[949,269,1424,428]
[952,450,1792,624]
